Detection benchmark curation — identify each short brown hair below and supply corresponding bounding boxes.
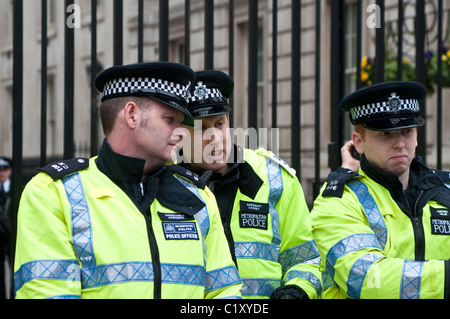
[100,96,152,136]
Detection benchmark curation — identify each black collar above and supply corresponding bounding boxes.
[180,144,264,199]
[361,155,443,192]
[95,139,205,216]
[96,139,147,184]
[361,155,403,191]
[208,145,263,199]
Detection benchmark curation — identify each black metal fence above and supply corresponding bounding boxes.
[8,0,449,293]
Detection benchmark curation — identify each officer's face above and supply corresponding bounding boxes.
[182,114,231,176]
[0,167,11,183]
[353,126,418,179]
[134,100,186,172]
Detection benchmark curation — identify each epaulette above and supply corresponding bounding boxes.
[432,169,450,190]
[256,149,296,177]
[432,169,450,182]
[322,167,359,198]
[39,158,89,180]
[166,164,205,189]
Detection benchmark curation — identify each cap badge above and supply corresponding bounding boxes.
[193,82,208,100]
[388,92,403,110]
[183,81,191,101]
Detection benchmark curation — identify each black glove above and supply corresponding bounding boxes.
[270,285,309,299]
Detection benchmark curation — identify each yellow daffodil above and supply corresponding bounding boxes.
[361,56,368,68]
[361,71,369,82]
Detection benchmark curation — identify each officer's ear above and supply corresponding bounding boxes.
[352,130,364,155]
[123,101,141,130]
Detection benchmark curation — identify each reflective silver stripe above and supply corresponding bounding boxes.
[163,263,206,286]
[234,241,279,261]
[14,259,80,292]
[305,255,321,265]
[265,158,283,246]
[346,252,385,299]
[400,260,423,299]
[62,173,96,268]
[278,240,320,273]
[241,278,281,297]
[48,295,81,299]
[326,233,382,279]
[82,261,153,288]
[175,176,210,239]
[321,271,337,290]
[283,270,322,297]
[205,265,241,292]
[63,173,215,291]
[174,176,242,292]
[82,262,206,288]
[347,180,387,249]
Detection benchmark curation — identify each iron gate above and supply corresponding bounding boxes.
[6,0,450,297]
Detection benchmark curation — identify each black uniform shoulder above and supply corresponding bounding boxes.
[166,164,205,189]
[432,169,450,182]
[432,169,450,190]
[38,158,89,180]
[322,167,359,198]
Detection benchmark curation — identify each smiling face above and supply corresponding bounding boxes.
[353,124,418,186]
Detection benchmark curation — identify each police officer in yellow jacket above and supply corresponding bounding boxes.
[14,62,242,299]
[312,81,450,299]
[178,70,322,299]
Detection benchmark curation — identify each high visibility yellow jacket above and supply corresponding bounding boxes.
[312,156,450,299]
[194,147,322,299]
[14,141,241,299]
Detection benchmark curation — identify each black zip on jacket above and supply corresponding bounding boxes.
[181,145,263,267]
[361,155,450,261]
[95,139,205,298]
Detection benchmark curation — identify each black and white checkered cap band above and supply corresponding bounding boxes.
[101,77,190,101]
[350,99,420,121]
[187,87,224,103]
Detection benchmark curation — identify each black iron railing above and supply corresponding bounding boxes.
[7,0,449,298]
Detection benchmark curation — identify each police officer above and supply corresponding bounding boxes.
[0,157,12,299]
[179,70,322,299]
[312,81,450,299]
[14,62,242,299]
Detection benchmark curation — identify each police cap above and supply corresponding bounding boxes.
[0,157,12,169]
[95,62,195,116]
[186,70,234,118]
[339,81,426,131]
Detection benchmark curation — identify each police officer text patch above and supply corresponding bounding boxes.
[239,201,269,230]
[430,207,450,235]
[158,212,194,221]
[162,222,199,240]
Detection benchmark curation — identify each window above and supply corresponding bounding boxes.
[344,2,357,95]
[175,42,185,65]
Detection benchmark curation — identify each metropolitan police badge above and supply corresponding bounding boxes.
[193,81,208,100]
[388,92,402,110]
